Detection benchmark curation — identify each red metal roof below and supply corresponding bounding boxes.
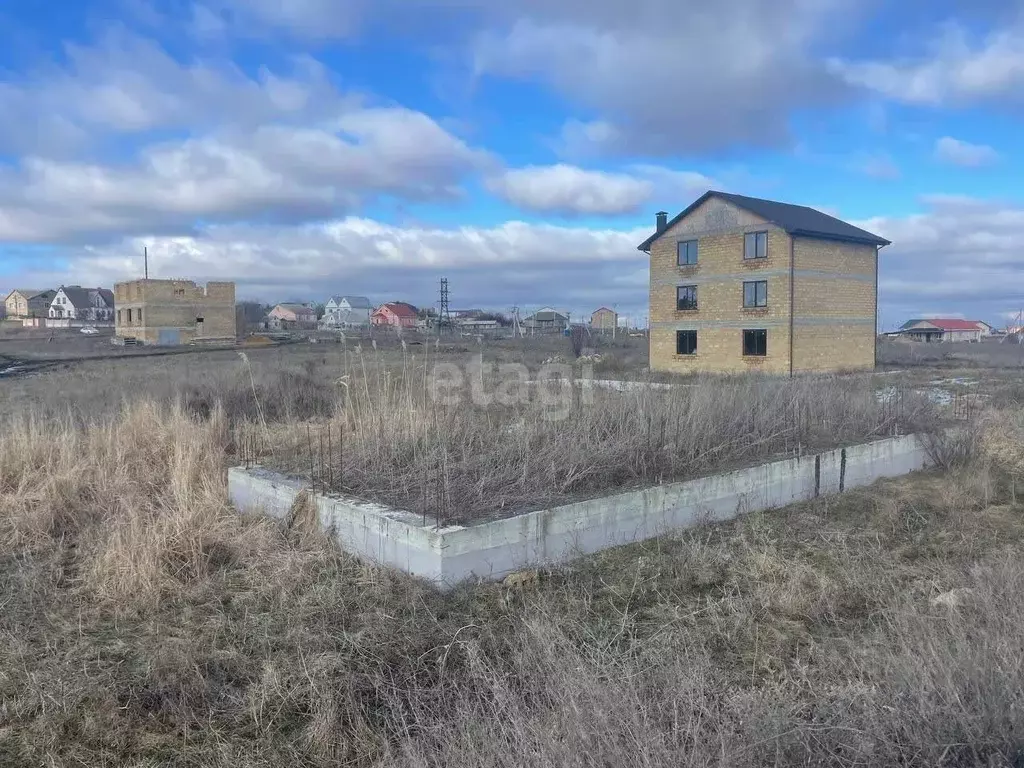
[915,318,983,331]
[376,302,418,319]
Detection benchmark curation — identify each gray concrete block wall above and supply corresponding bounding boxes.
[228,433,931,590]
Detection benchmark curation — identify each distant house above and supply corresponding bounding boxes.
[974,320,994,336]
[268,303,318,331]
[457,318,500,331]
[590,307,618,331]
[4,289,56,320]
[523,307,569,332]
[323,296,372,328]
[899,318,984,343]
[48,286,115,325]
[115,279,236,345]
[372,302,419,329]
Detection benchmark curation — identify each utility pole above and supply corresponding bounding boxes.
[144,246,149,280]
[438,277,451,336]
[510,306,522,338]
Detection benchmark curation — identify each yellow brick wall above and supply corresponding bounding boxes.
[4,291,50,319]
[791,326,875,373]
[649,198,792,374]
[115,279,236,345]
[4,293,27,318]
[591,309,617,329]
[791,239,877,372]
[647,197,880,376]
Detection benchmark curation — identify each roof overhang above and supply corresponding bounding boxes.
[637,191,892,251]
[788,229,892,247]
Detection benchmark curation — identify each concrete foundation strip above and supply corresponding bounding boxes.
[228,433,931,590]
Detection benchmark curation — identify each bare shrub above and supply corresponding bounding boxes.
[182,364,334,423]
[567,326,586,358]
[980,408,1024,477]
[921,424,981,470]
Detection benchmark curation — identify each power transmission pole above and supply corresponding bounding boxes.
[438,277,451,336]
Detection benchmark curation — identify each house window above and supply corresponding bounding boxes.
[743,329,767,357]
[137,309,143,324]
[127,309,132,323]
[117,309,122,324]
[174,288,185,297]
[676,330,697,355]
[677,240,698,266]
[744,232,768,260]
[676,285,698,311]
[743,280,768,308]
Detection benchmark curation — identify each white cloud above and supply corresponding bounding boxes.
[934,136,1000,167]
[470,1,857,155]
[0,27,503,243]
[487,165,650,216]
[9,217,651,316]
[0,107,491,241]
[629,166,718,199]
[0,30,350,156]
[856,195,1024,328]
[209,0,861,154]
[487,163,715,216]
[829,20,1024,105]
[6,195,1024,327]
[204,0,369,39]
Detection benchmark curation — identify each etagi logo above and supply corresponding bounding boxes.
[428,357,595,421]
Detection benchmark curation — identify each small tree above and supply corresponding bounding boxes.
[568,325,586,358]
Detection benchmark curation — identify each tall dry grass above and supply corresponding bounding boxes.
[0,401,251,602]
[261,358,937,522]
[3,398,1024,766]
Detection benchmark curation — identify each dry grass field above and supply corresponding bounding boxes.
[259,358,935,523]
[878,338,1024,369]
[3,331,1024,766]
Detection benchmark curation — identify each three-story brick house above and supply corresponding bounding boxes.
[639,191,891,375]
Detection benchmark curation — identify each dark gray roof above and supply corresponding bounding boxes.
[60,286,113,310]
[329,295,372,309]
[525,310,568,322]
[637,191,891,251]
[277,303,316,314]
[8,289,49,300]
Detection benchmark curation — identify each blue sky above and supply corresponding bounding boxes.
[1,0,1023,329]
